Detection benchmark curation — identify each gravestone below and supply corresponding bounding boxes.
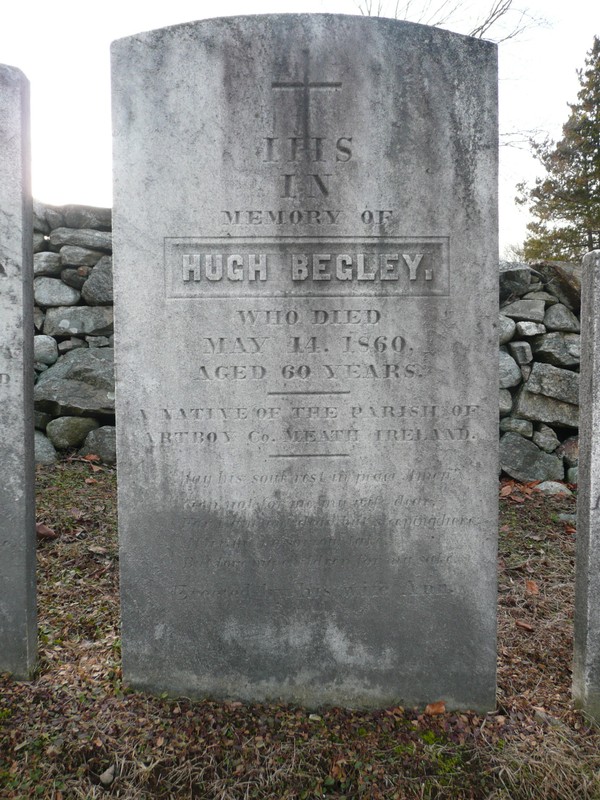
[0,65,36,677]
[573,249,600,721]
[112,15,498,709]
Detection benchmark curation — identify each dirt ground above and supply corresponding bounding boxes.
[1,461,598,799]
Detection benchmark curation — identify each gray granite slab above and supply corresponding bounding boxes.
[573,250,600,721]
[0,64,36,677]
[112,15,498,710]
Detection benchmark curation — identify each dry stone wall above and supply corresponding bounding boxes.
[32,201,115,465]
[499,261,580,484]
[31,202,582,479]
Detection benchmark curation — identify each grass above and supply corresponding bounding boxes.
[0,464,598,799]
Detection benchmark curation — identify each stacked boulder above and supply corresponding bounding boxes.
[30,202,583,478]
[499,261,580,484]
[32,202,116,465]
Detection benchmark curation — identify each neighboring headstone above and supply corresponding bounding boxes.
[0,64,36,677]
[112,15,498,709]
[573,249,600,720]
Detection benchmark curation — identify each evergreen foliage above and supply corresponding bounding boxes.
[517,37,600,261]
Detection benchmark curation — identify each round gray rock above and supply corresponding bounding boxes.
[499,314,516,345]
[34,334,59,365]
[61,266,92,289]
[499,350,521,389]
[80,426,117,465]
[46,416,100,450]
[531,332,580,367]
[43,306,113,337]
[34,277,81,308]
[34,348,115,417]
[34,430,57,465]
[535,481,572,496]
[499,389,513,417]
[34,251,62,277]
[82,257,113,305]
[500,432,564,482]
[543,303,580,333]
[60,245,104,267]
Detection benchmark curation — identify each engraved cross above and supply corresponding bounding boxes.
[272,49,341,136]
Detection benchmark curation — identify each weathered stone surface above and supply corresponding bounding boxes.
[49,227,112,252]
[520,365,532,381]
[557,435,578,467]
[499,417,533,437]
[33,307,45,331]
[567,465,578,484]
[34,348,115,417]
[515,385,578,428]
[33,334,58,365]
[499,350,521,388]
[508,340,532,365]
[531,332,580,367]
[63,204,112,231]
[33,200,51,233]
[532,423,560,453]
[535,480,571,495]
[501,298,545,323]
[499,389,513,417]
[58,337,87,353]
[82,257,113,305]
[0,64,36,676]
[112,16,498,709]
[34,411,52,431]
[60,245,104,267]
[515,321,546,337]
[526,362,579,406]
[533,260,581,313]
[46,415,99,449]
[573,250,600,720]
[38,202,65,231]
[544,303,580,333]
[34,430,57,464]
[86,335,111,347]
[499,432,564,482]
[43,306,113,337]
[499,263,531,302]
[32,232,46,253]
[61,266,92,289]
[499,314,515,345]
[33,276,80,307]
[523,290,558,305]
[80,425,117,464]
[33,251,62,277]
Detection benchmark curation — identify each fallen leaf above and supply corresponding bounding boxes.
[36,522,57,539]
[88,545,108,555]
[424,701,446,716]
[500,485,513,498]
[82,453,101,462]
[515,620,535,632]
[525,580,539,595]
[565,525,576,534]
[85,478,98,485]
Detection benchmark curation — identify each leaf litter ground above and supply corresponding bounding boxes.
[1,464,599,799]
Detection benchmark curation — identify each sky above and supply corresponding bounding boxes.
[0,1,598,254]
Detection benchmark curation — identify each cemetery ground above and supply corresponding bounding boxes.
[1,462,599,800]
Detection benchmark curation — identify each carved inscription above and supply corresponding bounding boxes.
[166,237,449,298]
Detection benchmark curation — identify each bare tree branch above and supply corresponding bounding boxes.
[354,0,540,43]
